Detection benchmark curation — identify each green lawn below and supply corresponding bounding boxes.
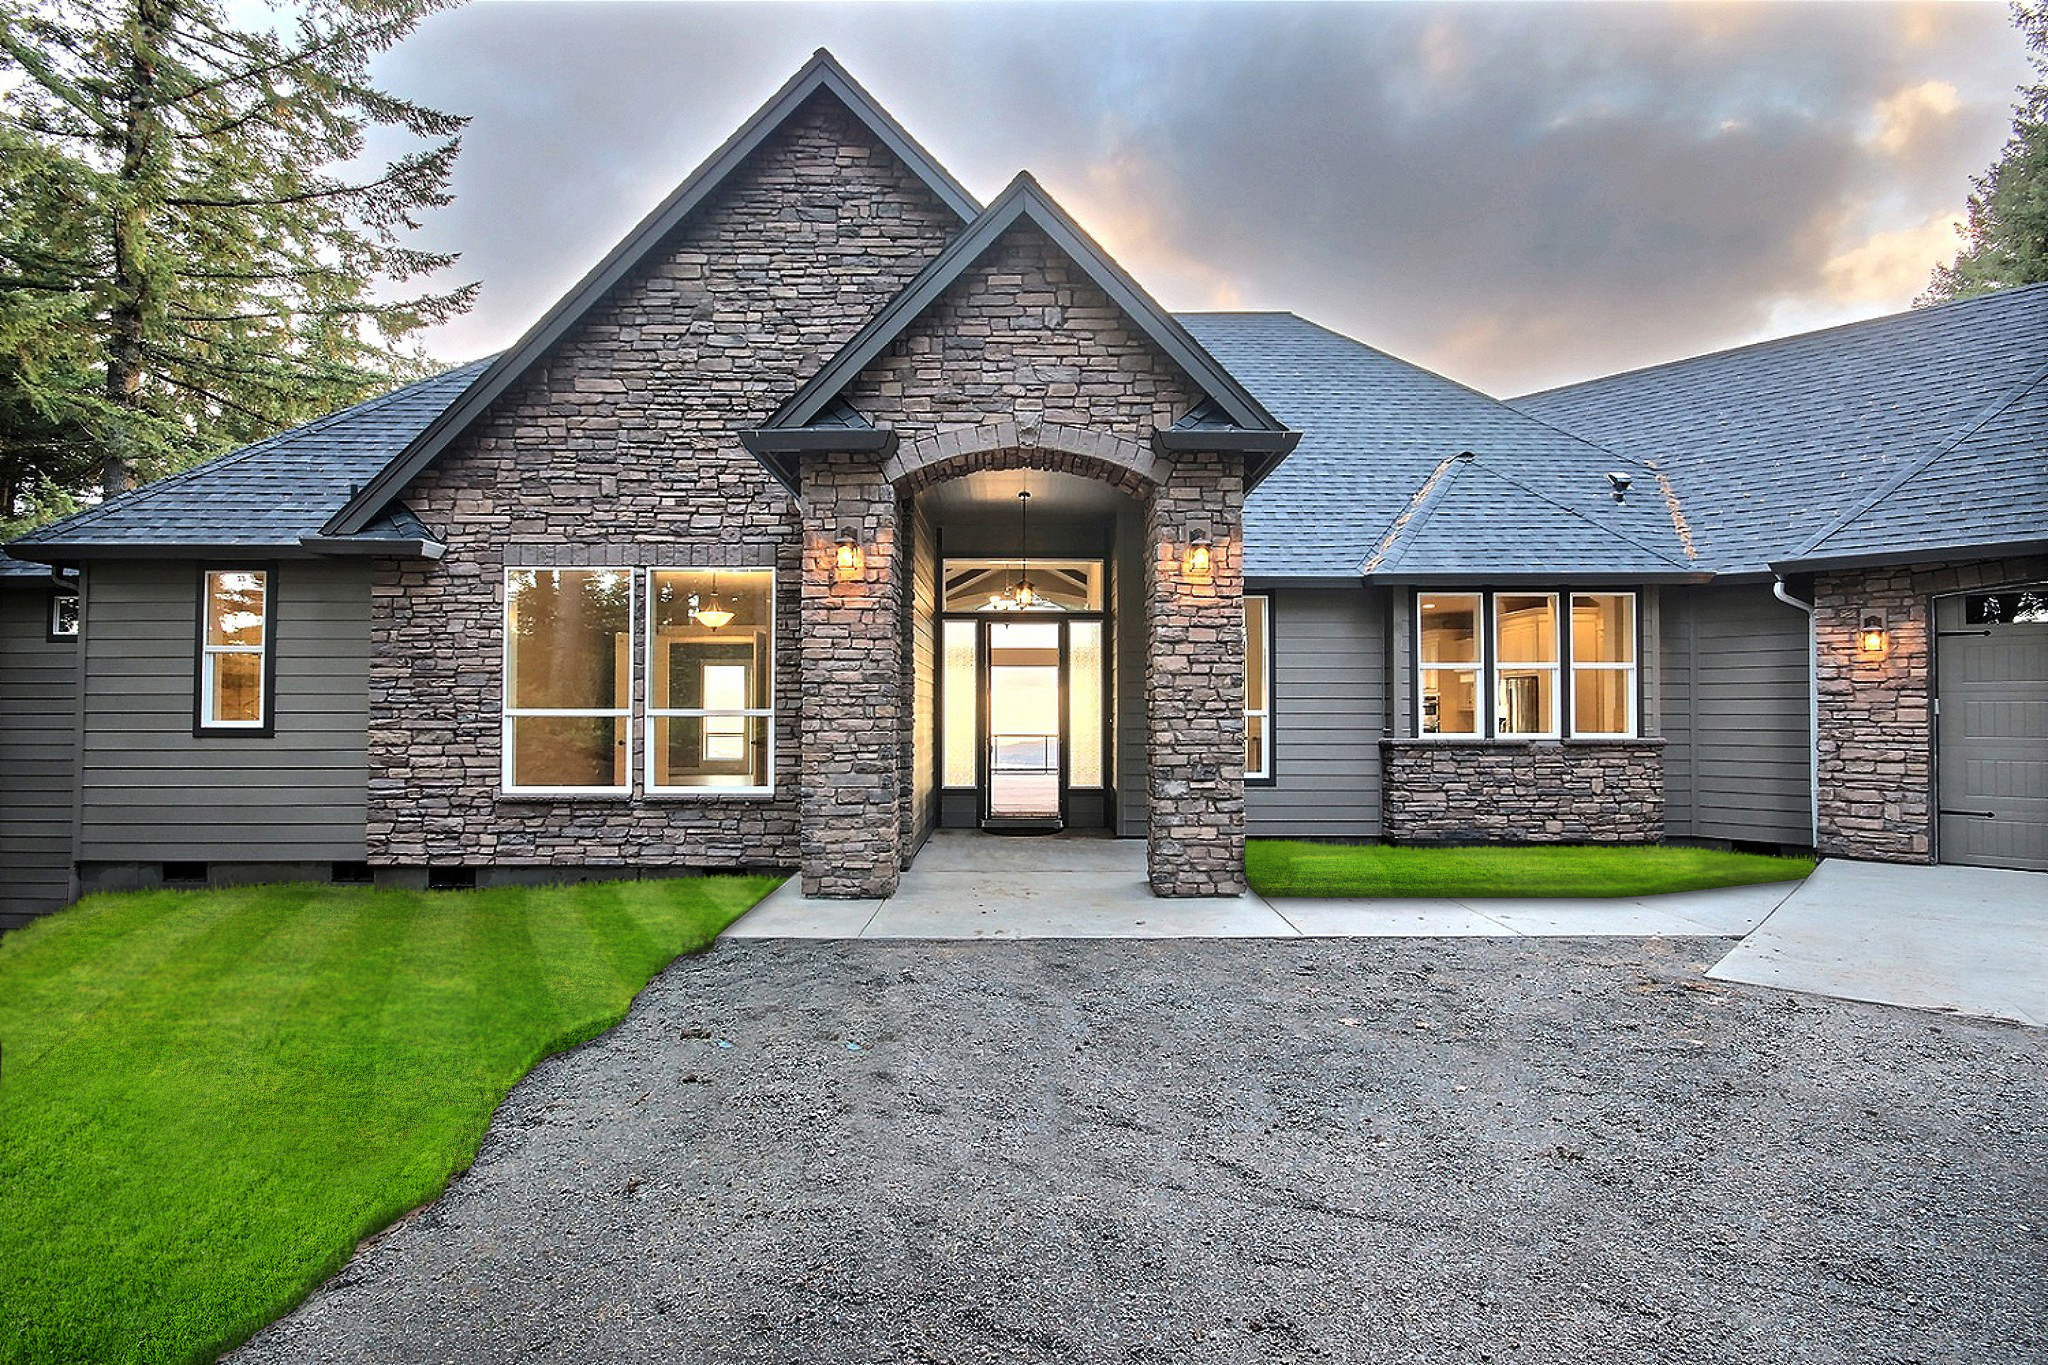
[1246,840,1813,899]
[0,875,778,1365]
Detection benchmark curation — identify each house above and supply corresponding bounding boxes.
[3,50,2043,927]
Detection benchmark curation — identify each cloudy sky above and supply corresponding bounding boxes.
[366,1,2030,395]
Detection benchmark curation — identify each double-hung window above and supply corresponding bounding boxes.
[1494,593,1559,737]
[197,568,272,733]
[1570,593,1637,736]
[1245,594,1272,779]
[646,568,774,793]
[503,568,633,793]
[1418,592,1483,736]
[1417,589,1638,739]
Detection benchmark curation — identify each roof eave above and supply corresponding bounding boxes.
[1364,568,1714,586]
[1769,536,2048,575]
[737,427,900,500]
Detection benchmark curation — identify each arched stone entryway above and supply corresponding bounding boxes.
[793,426,1246,900]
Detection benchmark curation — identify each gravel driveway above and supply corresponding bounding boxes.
[232,937,2046,1365]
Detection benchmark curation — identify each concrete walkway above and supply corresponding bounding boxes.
[722,831,1797,941]
[1710,858,2048,1027]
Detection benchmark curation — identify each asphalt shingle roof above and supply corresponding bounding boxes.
[1512,282,2048,574]
[1785,369,2048,567]
[6,359,492,557]
[1180,312,1687,579]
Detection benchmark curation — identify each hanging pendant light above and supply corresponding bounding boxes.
[692,570,735,630]
[1010,489,1037,608]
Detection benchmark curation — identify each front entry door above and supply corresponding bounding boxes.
[985,621,1063,826]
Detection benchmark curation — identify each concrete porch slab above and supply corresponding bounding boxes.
[718,881,883,939]
[1708,859,2048,1027]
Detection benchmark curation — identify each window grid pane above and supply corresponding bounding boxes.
[645,568,772,792]
[201,569,268,727]
[1570,593,1637,736]
[503,568,633,792]
[1245,596,1270,778]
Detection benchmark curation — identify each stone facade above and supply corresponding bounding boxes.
[1145,454,1248,894]
[1812,554,2048,863]
[365,93,961,869]
[797,453,903,896]
[1381,741,1666,843]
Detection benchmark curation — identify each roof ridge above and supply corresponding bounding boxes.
[1795,360,2048,559]
[1463,457,1696,570]
[1361,451,1466,574]
[12,360,490,545]
[1514,280,2048,403]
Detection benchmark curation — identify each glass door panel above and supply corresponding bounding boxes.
[987,621,1062,820]
[1068,620,1103,788]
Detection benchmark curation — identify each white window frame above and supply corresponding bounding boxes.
[48,590,79,639]
[501,567,635,797]
[1417,591,1485,738]
[199,568,270,731]
[1493,591,1561,740]
[1569,591,1638,738]
[1245,593,1272,780]
[643,566,776,797]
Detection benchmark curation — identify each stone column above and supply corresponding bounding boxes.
[798,452,905,897]
[1144,451,1247,896]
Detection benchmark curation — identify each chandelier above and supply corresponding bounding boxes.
[986,489,1040,610]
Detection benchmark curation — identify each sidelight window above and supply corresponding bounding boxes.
[1245,594,1271,778]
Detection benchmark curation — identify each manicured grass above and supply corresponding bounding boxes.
[0,875,778,1365]
[1246,840,1813,899]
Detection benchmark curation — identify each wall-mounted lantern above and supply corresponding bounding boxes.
[1858,610,1889,655]
[1184,529,1214,581]
[834,529,863,580]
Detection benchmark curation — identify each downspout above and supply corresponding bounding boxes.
[1773,575,1819,848]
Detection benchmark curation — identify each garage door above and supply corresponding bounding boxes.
[1936,586,2048,871]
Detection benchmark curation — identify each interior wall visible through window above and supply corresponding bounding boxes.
[1245,594,1271,778]
[198,568,269,731]
[646,568,774,793]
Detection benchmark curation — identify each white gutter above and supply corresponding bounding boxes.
[1774,575,1819,846]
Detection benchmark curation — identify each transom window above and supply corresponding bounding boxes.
[198,568,270,732]
[1417,589,1637,739]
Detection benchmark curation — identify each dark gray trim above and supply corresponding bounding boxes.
[737,427,899,499]
[324,50,978,538]
[296,534,447,559]
[1154,427,1301,490]
[192,562,279,740]
[759,173,1292,440]
[1371,570,1710,586]
[1769,537,2048,574]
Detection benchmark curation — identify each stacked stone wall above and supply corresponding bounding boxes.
[1382,741,1665,843]
[366,93,962,868]
[1813,554,2048,863]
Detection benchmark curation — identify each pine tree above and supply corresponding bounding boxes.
[1925,1,2048,301]
[0,0,476,523]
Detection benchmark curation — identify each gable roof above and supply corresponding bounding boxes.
[1181,312,1686,580]
[1774,365,2048,571]
[5,360,491,561]
[744,173,1295,492]
[323,49,979,538]
[1513,283,2048,575]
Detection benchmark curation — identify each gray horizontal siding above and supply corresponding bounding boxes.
[78,560,371,861]
[1249,586,1384,839]
[0,584,78,922]
[1660,584,1813,845]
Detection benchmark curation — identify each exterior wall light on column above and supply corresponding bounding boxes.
[1858,610,1889,655]
[1184,529,1214,580]
[834,528,863,580]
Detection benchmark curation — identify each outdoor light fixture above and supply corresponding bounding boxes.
[834,528,862,580]
[1858,611,1889,655]
[1184,529,1214,580]
[988,489,1039,610]
[691,571,734,630]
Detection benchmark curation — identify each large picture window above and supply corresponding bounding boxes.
[504,568,633,793]
[197,568,271,733]
[1245,594,1271,779]
[1416,588,1638,739]
[647,569,774,793]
